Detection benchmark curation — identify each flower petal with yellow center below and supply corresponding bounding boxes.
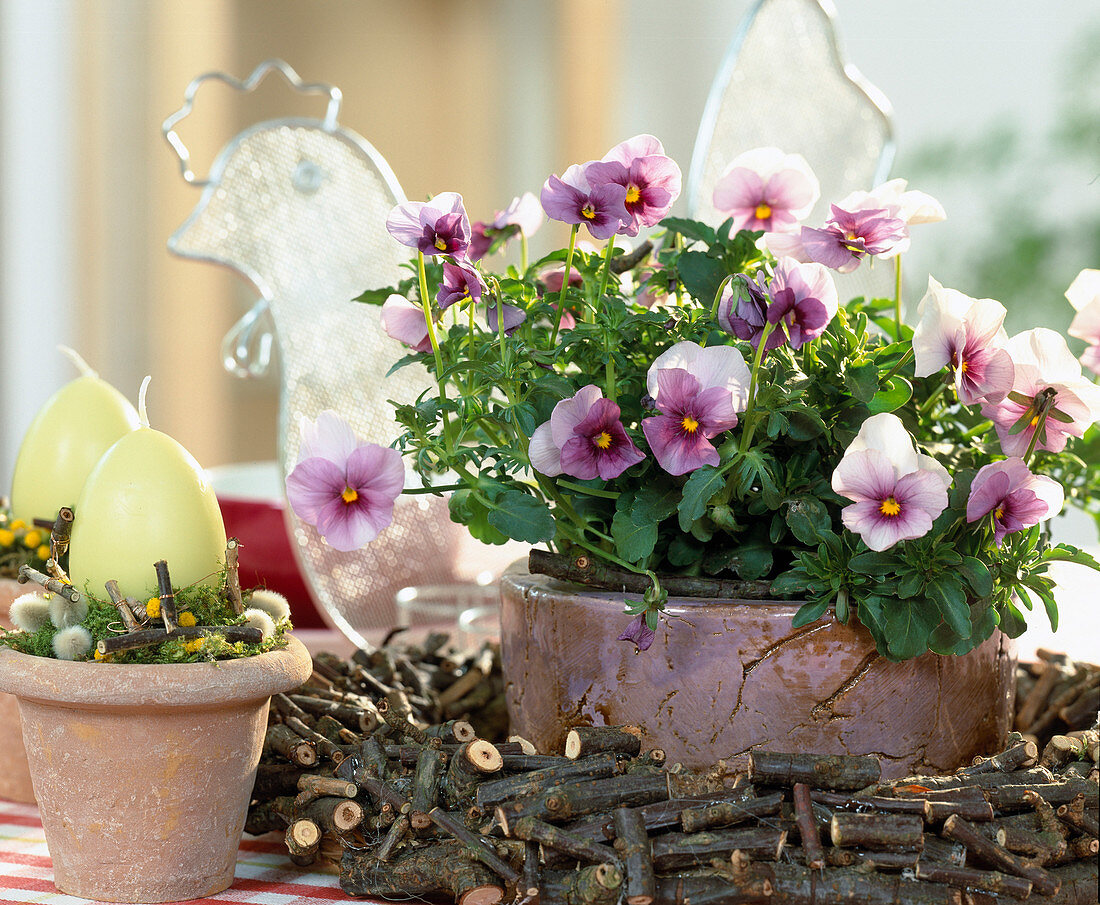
[625,184,641,204]
[879,496,902,517]
[594,431,613,450]
[580,203,596,220]
[681,414,699,434]
[754,203,772,220]
[341,486,359,504]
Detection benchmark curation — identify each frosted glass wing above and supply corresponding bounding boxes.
[687,0,896,301]
[168,116,502,644]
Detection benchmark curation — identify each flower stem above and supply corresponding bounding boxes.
[919,380,948,415]
[554,479,620,499]
[893,254,903,337]
[1023,408,1050,466]
[739,321,776,452]
[596,237,617,303]
[521,233,529,274]
[710,275,734,323]
[881,347,914,384]
[549,225,579,347]
[417,252,446,390]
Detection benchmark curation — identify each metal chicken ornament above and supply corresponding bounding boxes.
[163,60,497,644]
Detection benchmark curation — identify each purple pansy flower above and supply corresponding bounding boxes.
[1066,268,1100,376]
[835,179,945,257]
[800,205,908,273]
[529,385,645,481]
[286,411,405,552]
[540,164,630,241]
[912,277,1015,405]
[966,458,1064,547]
[718,260,837,352]
[386,192,471,258]
[641,342,750,476]
[437,260,485,309]
[618,614,656,652]
[981,328,1100,456]
[381,293,432,352]
[712,147,820,234]
[585,134,682,237]
[718,272,773,348]
[832,413,951,551]
[486,303,527,336]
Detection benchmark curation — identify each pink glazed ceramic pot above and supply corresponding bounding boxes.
[0,634,312,903]
[0,577,35,803]
[500,563,1015,780]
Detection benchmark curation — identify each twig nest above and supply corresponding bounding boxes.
[241,607,277,640]
[9,593,51,632]
[247,589,291,624]
[48,592,88,629]
[51,625,93,660]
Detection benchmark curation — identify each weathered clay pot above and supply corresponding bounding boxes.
[501,563,1015,779]
[0,634,312,903]
[0,577,35,803]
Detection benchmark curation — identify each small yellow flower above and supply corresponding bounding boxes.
[146,597,161,619]
[177,611,197,627]
[183,638,205,653]
[9,519,25,531]
[36,544,51,561]
[22,530,42,549]
[0,529,14,547]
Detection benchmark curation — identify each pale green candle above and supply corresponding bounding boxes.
[68,377,227,600]
[10,347,140,525]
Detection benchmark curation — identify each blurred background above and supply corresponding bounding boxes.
[2,0,1098,651]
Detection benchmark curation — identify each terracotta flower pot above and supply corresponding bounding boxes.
[0,577,35,803]
[0,634,312,903]
[500,563,1015,779]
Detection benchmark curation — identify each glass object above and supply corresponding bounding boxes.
[394,582,499,634]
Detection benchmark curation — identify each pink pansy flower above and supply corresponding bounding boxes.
[800,205,908,274]
[469,193,545,261]
[540,164,630,241]
[486,304,526,336]
[981,328,1100,456]
[529,385,645,481]
[966,458,1064,547]
[912,277,1015,405]
[1065,268,1100,376]
[437,260,485,309]
[641,342,750,475]
[832,413,950,552]
[286,411,405,552]
[585,134,682,237]
[380,294,432,352]
[385,192,471,258]
[835,179,945,257]
[712,147,820,234]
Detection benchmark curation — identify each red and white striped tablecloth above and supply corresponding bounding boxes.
[0,801,356,905]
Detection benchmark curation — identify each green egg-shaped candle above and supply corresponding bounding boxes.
[68,377,227,600]
[10,347,140,525]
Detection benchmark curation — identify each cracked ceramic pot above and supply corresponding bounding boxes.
[0,578,35,803]
[0,634,312,903]
[500,563,1015,779]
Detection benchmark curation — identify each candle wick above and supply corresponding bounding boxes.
[57,345,98,379]
[138,375,152,428]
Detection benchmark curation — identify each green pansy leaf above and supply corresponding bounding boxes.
[678,465,724,532]
[848,552,898,576]
[352,286,396,306]
[676,251,727,306]
[958,556,993,598]
[632,483,681,523]
[882,596,939,661]
[486,490,556,544]
[448,489,510,546]
[868,377,913,414]
[791,597,831,628]
[926,576,971,639]
[611,507,659,565]
[660,217,717,247]
[784,497,832,546]
[844,362,880,403]
[770,569,811,598]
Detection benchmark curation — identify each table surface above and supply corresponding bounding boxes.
[0,800,358,905]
